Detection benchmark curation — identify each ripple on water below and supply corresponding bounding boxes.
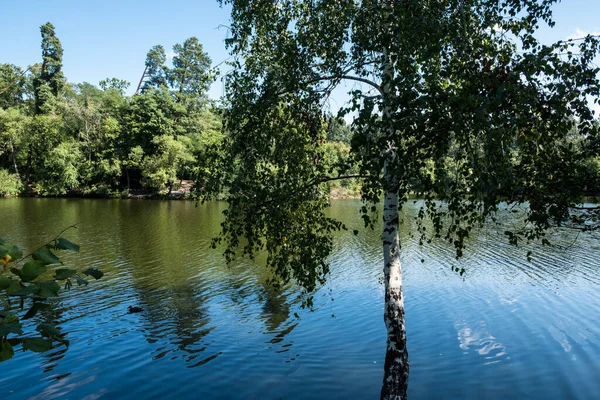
[1,199,599,399]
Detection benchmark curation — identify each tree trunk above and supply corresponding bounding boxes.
[10,142,20,179]
[380,38,409,399]
[125,168,131,193]
[380,184,409,400]
[25,145,32,185]
[135,65,148,95]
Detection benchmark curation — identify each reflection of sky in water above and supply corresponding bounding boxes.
[455,321,507,362]
[0,198,599,399]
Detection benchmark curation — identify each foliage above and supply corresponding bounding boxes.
[0,169,22,196]
[33,22,65,114]
[0,64,27,109]
[0,227,103,362]
[217,0,600,288]
[216,1,600,398]
[140,135,195,192]
[0,23,224,198]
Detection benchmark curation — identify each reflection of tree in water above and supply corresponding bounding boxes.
[16,298,70,374]
[111,200,303,364]
[135,281,215,364]
[258,286,291,334]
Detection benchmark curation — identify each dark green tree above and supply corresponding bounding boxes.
[326,116,352,145]
[33,22,64,115]
[170,37,213,105]
[140,45,168,93]
[216,1,600,398]
[0,64,27,110]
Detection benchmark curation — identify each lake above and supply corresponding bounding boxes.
[0,198,599,399]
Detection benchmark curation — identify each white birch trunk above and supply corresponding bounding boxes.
[380,183,409,400]
[380,40,409,400]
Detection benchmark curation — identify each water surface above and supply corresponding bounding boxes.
[0,198,599,399]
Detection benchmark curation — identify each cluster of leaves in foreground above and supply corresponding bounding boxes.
[0,232,103,361]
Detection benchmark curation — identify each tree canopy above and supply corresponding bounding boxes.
[0,24,223,198]
[214,1,600,398]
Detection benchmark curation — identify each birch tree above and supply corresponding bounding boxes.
[215,1,599,398]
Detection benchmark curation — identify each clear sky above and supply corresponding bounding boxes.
[1,0,599,102]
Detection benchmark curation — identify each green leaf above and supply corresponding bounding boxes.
[13,260,47,282]
[0,297,9,310]
[33,247,61,265]
[35,281,60,299]
[23,338,52,353]
[23,303,51,319]
[0,277,12,290]
[54,268,76,280]
[74,276,89,286]
[7,283,38,297]
[0,323,23,336]
[0,236,6,244]
[0,244,22,260]
[0,341,14,361]
[83,268,104,280]
[55,238,80,252]
[36,323,61,338]
[2,313,19,325]
[7,338,23,347]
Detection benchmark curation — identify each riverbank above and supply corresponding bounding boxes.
[2,180,362,201]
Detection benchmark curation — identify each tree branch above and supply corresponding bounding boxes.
[12,224,79,267]
[0,67,31,96]
[255,174,376,207]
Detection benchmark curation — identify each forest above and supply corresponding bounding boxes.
[0,22,355,198]
[3,23,598,201]
[3,3,600,399]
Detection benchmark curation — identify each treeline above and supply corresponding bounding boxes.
[3,23,595,200]
[0,23,224,197]
[0,23,356,198]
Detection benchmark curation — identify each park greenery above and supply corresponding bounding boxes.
[0,23,356,198]
[2,3,600,398]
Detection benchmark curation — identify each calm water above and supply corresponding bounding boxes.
[0,198,599,399]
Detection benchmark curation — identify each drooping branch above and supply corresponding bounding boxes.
[328,75,383,94]
[254,174,377,207]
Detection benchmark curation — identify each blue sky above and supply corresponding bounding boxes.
[1,0,599,102]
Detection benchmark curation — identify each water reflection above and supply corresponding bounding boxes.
[1,198,599,400]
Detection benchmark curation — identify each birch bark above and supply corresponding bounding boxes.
[380,44,409,400]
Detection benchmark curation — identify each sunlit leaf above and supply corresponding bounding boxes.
[13,261,47,282]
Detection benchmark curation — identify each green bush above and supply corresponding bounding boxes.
[0,169,22,196]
